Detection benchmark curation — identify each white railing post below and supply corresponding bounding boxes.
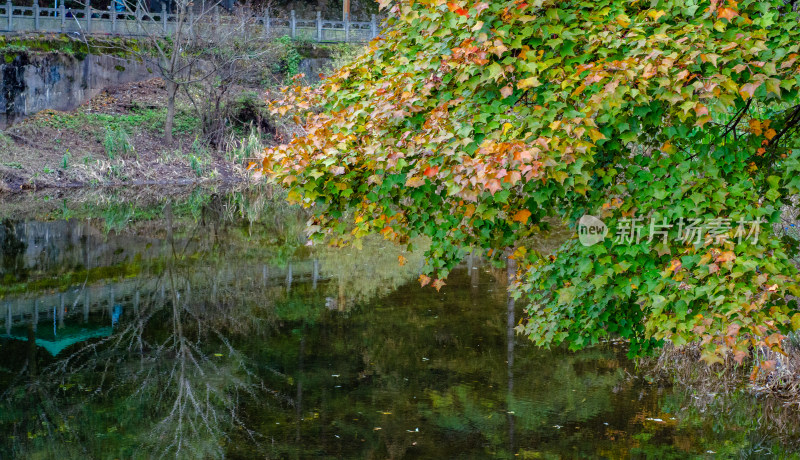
[316,10,321,42]
[264,7,269,37]
[34,2,39,30]
[162,1,167,33]
[7,1,12,31]
[344,12,350,42]
[60,0,65,32]
[214,5,219,29]
[371,14,377,39]
[136,6,142,34]
[112,3,116,34]
[290,9,295,38]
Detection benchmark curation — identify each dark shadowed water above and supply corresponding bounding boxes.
[1,189,799,459]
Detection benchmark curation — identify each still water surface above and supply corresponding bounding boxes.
[1,189,799,459]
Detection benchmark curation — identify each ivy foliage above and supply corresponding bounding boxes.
[260,0,800,361]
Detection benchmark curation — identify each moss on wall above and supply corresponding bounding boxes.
[0,34,147,62]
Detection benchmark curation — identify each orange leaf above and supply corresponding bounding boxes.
[432,279,446,291]
[717,7,738,20]
[512,209,532,224]
[423,166,439,177]
[695,104,709,117]
[716,251,736,264]
[398,255,407,266]
[667,259,682,273]
[765,333,784,349]
[419,274,432,287]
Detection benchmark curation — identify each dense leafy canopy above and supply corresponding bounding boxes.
[260,0,800,360]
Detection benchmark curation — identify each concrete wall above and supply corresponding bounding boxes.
[0,52,153,128]
[298,57,333,83]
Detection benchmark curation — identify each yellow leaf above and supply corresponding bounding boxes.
[615,14,631,27]
[588,129,606,143]
[502,122,514,136]
[765,78,781,97]
[464,203,476,218]
[647,9,665,21]
[570,84,586,97]
[405,176,426,187]
[551,170,569,184]
[700,349,725,366]
[518,76,542,89]
[419,274,432,287]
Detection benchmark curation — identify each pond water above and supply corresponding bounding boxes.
[1,188,799,459]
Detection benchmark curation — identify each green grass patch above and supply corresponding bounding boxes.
[35,106,200,137]
[103,127,134,159]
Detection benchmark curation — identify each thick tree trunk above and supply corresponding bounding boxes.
[165,80,178,144]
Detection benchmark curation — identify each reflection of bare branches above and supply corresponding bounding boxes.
[0,209,298,459]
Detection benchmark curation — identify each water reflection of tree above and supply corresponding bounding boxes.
[0,196,301,459]
[6,190,795,458]
[238,264,630,459]
[0,219,27,281]
[313,236,427,311]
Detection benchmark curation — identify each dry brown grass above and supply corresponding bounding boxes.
[641,341,800,449]
[0,78,246,193]
[643,339,800,410]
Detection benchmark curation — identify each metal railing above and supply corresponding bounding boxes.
[0,2,379,42]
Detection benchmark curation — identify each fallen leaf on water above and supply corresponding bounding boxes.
[432,279,446,291]
[419,274,431,287]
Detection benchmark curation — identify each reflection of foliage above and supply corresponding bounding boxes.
[314,236,428,309]
[4,190,800,458]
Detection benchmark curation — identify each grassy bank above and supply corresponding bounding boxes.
[0,36,363,193]
[0,78,244,191]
